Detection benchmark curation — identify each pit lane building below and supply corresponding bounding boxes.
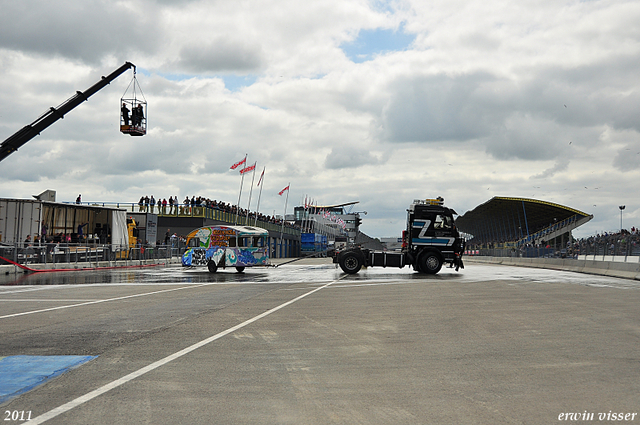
[293,201,361,244]
[455,197,593,252]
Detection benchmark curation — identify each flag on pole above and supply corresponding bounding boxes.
[234,154,248,224]
[254,167,266,226]
[278,185,290,196]
[240,162,256,174]
[230,157,247,170]
[257,168,265,186]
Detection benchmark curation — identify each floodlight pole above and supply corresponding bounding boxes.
[619,205,625,232]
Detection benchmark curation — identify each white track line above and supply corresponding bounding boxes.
[0,284,210,320]
[28,276,346,424]
[0,299,100,302]
[0,286,59,295]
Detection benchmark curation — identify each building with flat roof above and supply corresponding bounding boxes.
[294,201,362,244]
[0,198,129,247]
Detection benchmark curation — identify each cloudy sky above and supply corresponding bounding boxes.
[1,0,639,239]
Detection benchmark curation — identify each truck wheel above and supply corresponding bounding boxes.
[339,251,363,274]
[207,261,218,273]
[418,251,442,274]
[235,267,245,273]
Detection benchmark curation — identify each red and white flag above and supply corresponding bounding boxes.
[230,157,246,170]
[257,168,265,186]
[240,162,256,174]
[278,185,290,196]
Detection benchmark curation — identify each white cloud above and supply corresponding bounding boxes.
[1,0,639,239]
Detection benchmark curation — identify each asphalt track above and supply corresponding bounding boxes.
[1,259,639,424]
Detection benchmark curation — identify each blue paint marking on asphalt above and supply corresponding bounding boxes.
[0,355,97,404]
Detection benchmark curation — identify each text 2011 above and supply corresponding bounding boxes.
[4,411,32,421]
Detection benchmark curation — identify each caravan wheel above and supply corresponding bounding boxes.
[207,261,218,273]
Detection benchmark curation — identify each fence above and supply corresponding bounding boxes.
[470,247,557,258]
[0,241,187,268]
[72,202,300,236]
[576,239,640,258]
[468,239,640,260]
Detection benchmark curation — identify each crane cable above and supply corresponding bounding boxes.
[121,68,147,103]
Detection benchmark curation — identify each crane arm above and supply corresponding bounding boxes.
[0,61,136,163]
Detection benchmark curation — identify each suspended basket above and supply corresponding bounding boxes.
[120,69,147,136]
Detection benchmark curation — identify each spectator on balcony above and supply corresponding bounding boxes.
[183,196,190,214]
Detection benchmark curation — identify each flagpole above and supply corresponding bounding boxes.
[254,167,265,226]
[235,154,247,224]
[246,163,257,225]
[279,183,290,258]
[302,195,307,233]
[306,197,311,233]
[306,197,310,233]
[314,200,318,233]
[309,197,313,233]
[304,197,308,233]
[235,172,245,224]
[313,200,317,232]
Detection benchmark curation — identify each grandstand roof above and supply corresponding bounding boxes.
[314,201,359,209]
[455,197,592,242]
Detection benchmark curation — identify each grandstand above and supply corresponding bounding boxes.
[455,197,593,255]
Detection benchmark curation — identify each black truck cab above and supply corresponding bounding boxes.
[335,198,465,275]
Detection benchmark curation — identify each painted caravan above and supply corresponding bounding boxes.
[181,225,269,273]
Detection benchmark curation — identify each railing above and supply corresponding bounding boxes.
[72,202,300,236]
[0,241,187,267]
[575,240,640,258]
[470,247,557,258]
[468,239,640,259]
[515,214,582,246]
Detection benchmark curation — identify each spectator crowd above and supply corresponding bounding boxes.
[574,227,640,257]
[137,195,300,231]
[465,227,640,259]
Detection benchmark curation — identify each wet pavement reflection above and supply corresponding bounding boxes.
[1,261,639,290]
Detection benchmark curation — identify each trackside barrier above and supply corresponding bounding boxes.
[1,256,183,276]
[0,242,185,276]
[466,256,640,281]
[578,254,640,263]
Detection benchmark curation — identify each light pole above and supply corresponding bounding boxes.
[619,205,625,232]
